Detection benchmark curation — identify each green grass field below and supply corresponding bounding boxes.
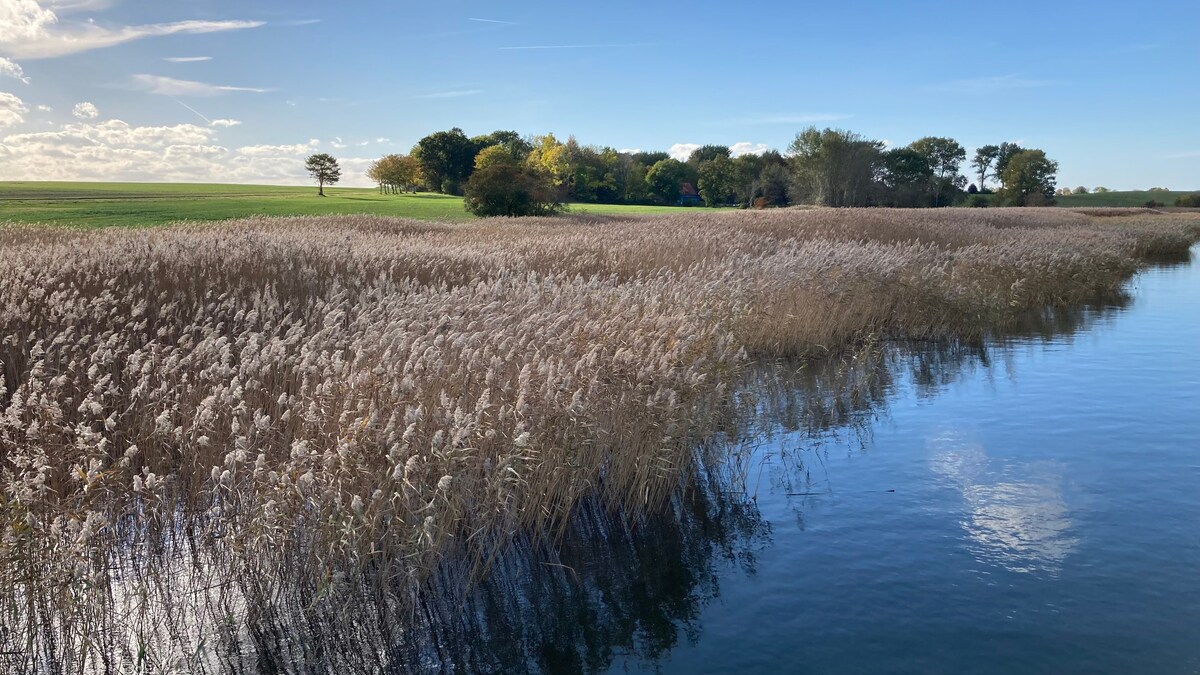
[0,182,683,228]
[3,182,1196,228]
[1055,190,1196,207]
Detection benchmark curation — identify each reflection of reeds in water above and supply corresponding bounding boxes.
[1,209,1197,671]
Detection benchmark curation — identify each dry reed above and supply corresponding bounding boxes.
[1,207,1197,671]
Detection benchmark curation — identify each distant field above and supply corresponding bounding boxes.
[0,182,682,227]
[1056,190,1196,207]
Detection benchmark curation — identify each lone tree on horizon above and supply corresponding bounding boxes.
[305,153,341,196]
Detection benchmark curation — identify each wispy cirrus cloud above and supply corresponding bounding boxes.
[931,74,1060,93]
[1163,150,1200,160]
[499,43,655,50]
[164,56,212,63]
[723,113,850,126]
[468,17,517,25]
[412,89,482,99]
[131,74,272,96]
[0,0,264,60]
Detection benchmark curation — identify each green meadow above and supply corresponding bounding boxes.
[1054,190,1195,207]
[0,181,682,228]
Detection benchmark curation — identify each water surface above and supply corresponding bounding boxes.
[607,248,1200,674]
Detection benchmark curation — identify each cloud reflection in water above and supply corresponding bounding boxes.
[929,431,1079,575]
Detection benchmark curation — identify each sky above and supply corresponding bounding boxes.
[1,0,1197,190]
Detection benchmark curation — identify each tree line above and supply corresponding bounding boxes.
[345,127,1060,212]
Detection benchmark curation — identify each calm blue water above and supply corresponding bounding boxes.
[605,248,1200,674]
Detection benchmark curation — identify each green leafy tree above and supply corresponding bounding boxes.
[415,128,480,195]
[687,144,731,166]
[697,155,738,206]
[730,153,765,206]
[788,127,883,207]
[305,153,341,197]
[753,162,791,207]
[463,164,563,217]
[472,130,533,160]
[993,142,1025,180]
[909,136,966,206]
[644,158,688,205]
[631,151,670,167]
[1174,193,1200,207]
[999,149,1059,206]
[880,147,934,207]
[971,145,1000,191]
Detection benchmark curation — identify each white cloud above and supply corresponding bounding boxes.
[667,143,700,161]
[375,137,390,143]
[72,101,97,119]
[0,57,30,84]
[237,139,319,157]
[130,74,271,96]
[164,56,212,63]
[0,117,379,186]
[330,136,346,149]
[357,140,369,146]
[0,0,264,60]
[43,1,114,11]
[36,103,51,111]
[0,1,262,60]
[729,142,770,157]
[0,92,29,127]
[209,118,240,127]
[618,148,641,154]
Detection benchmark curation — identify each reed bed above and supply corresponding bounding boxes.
[1,208,1197,672]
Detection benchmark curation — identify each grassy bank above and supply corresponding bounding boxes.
[2,208,1198,667]
[0,181,683,227]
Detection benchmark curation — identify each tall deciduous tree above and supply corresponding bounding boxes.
[999,149,1058,206]
[644,158,688,205]
[697,155,738,207]
[993,142,1025,180]
[305,153,341,197]
[788,127,883,207]
[687,144,731,166]
[880,147,934,207]
[971,144,1000,191]
[474,144,521,171]
[415,127,479,195]
[909,136,966,206]
[525,133,571,187]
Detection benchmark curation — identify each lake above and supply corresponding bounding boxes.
[584,246,1200,674]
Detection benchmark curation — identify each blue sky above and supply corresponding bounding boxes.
[1,0,1197,189]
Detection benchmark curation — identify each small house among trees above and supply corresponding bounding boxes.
[677,181,702,206]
